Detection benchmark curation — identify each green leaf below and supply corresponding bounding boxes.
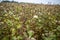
[28,30,34,38]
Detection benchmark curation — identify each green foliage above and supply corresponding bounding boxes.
[0,3,60,40]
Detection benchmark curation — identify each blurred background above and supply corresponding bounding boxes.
[0,0,60,4]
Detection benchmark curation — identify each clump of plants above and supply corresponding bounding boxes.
[0,3,60,40]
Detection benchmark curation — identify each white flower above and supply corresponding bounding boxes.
[31,38,36,40]
[33,15,38,18]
